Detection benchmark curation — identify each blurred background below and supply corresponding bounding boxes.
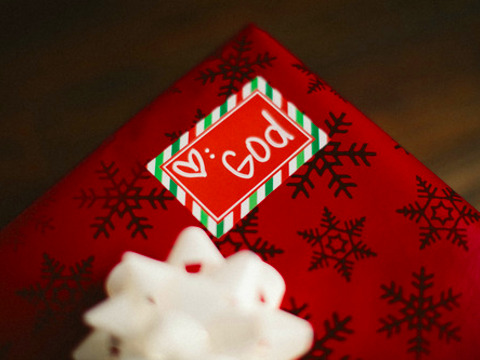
[1,0,479,228]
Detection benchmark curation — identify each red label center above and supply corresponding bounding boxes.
[162,92,313,221]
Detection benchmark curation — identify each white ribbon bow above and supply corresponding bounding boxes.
[74,227,313,360]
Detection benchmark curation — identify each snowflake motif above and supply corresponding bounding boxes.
[1,200,55,251]
[282,297,312,321]
[397,176,479,251]
[292,63,327,93]
[17,253,95,332]
[378,267,461,359]
[28,193,57,233]
[165,108,205,142]
[287,112,376,199]
[298,207,377,281]
[31,214,55,233]
[283,299,357,360]
[196,36,276,99]
[394,143,410,155]
[292,63,347,102]
[75,162,175,239]
[0,218,53,252]
[303,313,355,360]
[0,224,24,251]
[214,207,283,261]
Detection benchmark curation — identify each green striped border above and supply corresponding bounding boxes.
[147,76,328,238]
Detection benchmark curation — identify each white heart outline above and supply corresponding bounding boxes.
[172,148,207,178]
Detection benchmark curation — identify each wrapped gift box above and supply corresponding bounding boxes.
[1,25,479,360]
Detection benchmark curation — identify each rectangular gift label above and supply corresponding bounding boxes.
[147,77,328,237]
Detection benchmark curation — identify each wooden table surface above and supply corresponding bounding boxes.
[1,0,479,228]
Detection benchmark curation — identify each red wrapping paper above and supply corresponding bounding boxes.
[1,25,479,360]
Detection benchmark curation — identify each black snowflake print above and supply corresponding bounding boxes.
[196,36,276,99]
[75,162,175,239]
[165,108,205,142]
[303,313,356,360]
[17,253,95,332]
[25,193,57,234]
[283,299,357,360]
[1,200,55,251]
[378,267,461,359]
[283,297,312,320]
[293,63,347,102]
[32,215,55,233]
[394,143,410,155]
[29,196,57,233]
[292,63,327,93]
[1,216,53,252]
[397,175,479,251]
[0,224,24,251]
[287,112,376,199]
[298,207,376,282]
[214,207,283,261]
[322,112,352,138]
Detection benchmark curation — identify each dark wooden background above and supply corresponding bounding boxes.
[1,0,479,228]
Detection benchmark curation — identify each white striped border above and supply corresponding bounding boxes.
[147,76,328,238]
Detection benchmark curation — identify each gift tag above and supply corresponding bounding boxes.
[147,77,328,237]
